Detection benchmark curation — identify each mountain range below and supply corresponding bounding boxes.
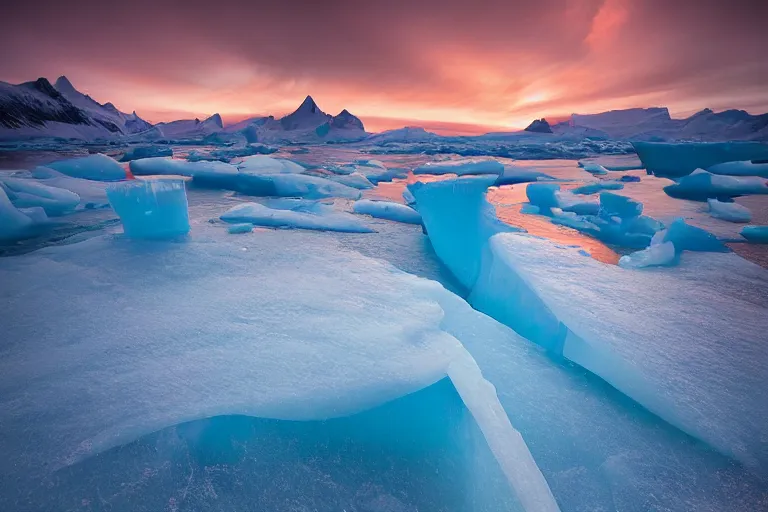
[0,76,766,143]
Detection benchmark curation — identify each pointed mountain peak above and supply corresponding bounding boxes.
[54,75,75,91]
[205,113,223,128]
[300,95,318,110]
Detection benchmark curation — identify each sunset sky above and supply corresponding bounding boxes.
[2,0,767,134]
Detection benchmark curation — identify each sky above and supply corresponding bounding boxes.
[1,0,767,134]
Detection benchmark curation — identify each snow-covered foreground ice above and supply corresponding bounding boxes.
[0,225,558,512]
[412,177,768,474]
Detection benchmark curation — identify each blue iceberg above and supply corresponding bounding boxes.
[46,153,126,181]
[353,199,422,224]
[221,199,374,233]
[0,177,80,215]
[664,169,768,201]
[414,158,504,176]
[106,178,190,239]
[741,225,768,243]
[633,141,768,178]
[708,199,752,223]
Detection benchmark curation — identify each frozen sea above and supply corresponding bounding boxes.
[1,145,767,512]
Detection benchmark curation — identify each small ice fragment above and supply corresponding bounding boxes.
[707,199,751,223]
[618,242,676,269]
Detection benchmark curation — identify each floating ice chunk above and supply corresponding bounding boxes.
[31,168,110,209]
[235,155,306,175]
[354,165,408,184]
[664,169,768,201]
[106,178,190,239]
[227,223,254,234]
[409,176,519,289]
[633,141,768,178]
[119,145,173,162]
[571,181,624,195]
[46,154,126,181]
[353,199,422,225]
[414,159,504,176]
[599,192,643,219]
[238,173,363,200]
[707,199,751,223]
[621,215,664,236]
[555,190,599,215]
[328,172,374,190]
[0,177,80,215]
[0,187,34,240]
[519,203,540,215]
[578,162,609,175]
[707,160,768,177]
[619,242,676,269]
[221,201,373,233]
[495,166,555,185]
[526,183,560,210]
[618,175,641,182]
[129,157,237,179]
[353,158,386,169]
[741,225,768,243]
[661,219,727,253]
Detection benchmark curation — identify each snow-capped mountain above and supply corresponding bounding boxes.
[221,97,367,144]
[551,107,768,141]
[279,96,332,131]
[0,76,152,140]
[145,113,224,141]
[53,76,152,134]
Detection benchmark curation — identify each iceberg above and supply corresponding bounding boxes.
[106,178,190,239]
[352,199,422,224]
[707,160,768,177]
[618,175,641,182]
[227,223,254,234]
[633,141,768,178]
[741,225,768,243]
[119,145,173,162]
[707,199,752,223]
[525,183,560,210]
[328,171,374,189]
[658,219,727,253]
[555,190,599,215]
[238,173,363,200]
[618,241,676,269]
[0,176,80,215]
[129,157,238,180]
[495,166,555,185]
[235,155,306,175]
[0,187,35,240]
[31,167,109,209]
[408,176,519,289]
[414,159,504,176]
[664,169,768,201]
[578,162,609,175]
[598,192,643,219]
[46,153,126,181]
[221,200,374,233]
[571,181,624,195]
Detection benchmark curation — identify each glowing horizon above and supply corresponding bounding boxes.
[2,0,767,135]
